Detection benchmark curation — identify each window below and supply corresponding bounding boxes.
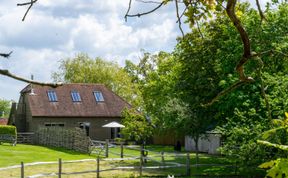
[71,91,81,102]
[47,90,58,102]
[93,91,104,102]
[44,123,64,127]
[79,122,90,136]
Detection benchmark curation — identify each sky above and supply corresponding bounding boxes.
[0,0,270,102]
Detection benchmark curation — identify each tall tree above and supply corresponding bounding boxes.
[52,53,142,107]
[125,50,217,163]
[125,3,288,169]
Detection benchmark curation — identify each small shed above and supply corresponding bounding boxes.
[185,131,221,155]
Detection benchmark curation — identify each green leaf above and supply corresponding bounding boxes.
[259,160,276,169]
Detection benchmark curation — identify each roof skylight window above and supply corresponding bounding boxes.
[71,91,81,102]
[93,91,104,102]
[47,90,58,102]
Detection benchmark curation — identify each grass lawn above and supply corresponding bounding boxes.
[0,143,94,167]
[0,143,265,177]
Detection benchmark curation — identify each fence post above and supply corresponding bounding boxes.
[139,145,143,177]
[105,139,109,157]
[186,153,191,176]
[21,162,24,178]
[58,158,62,178]
[161,151,165,166]
[96,157,100,178]
[120,143,124,158]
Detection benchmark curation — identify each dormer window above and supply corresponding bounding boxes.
[93,91,104,102]
[47,90,58,102]
[71,91,81,102]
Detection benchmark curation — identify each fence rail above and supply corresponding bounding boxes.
[0,141,238,178]
[17,132,34,144]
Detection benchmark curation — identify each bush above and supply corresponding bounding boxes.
[0,125,17,136]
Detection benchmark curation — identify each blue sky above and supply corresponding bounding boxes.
[0,0,269,102]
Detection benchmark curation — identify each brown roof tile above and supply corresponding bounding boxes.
[22,84,131,117]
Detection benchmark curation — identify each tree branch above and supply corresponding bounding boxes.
[135,0,162,4]
[255,0,266,22]
[226,0,252,81]
[175,0,184,37]
[125,0,133,22]
[0,69,62,87]
[203,78,254,107]
[0,51,13,58]
[176,6,188,23]
[125,0,165,20]
[195,19,204,39]
[17,0,38,21]
[255,57,272,120]
[252,49,288,58]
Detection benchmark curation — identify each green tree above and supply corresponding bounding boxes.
[52,53,141,107]
[120,108,153,144]
[0,99,10,118]
[202,3,288,168]
[124,3,288,170]
[125,50,217,163]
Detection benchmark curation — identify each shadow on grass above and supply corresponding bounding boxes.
[21,143,91,156]
[105,148,266,178]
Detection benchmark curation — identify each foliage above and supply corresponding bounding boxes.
[197,3,288,167]
[124,3,288,172]
[124,5,288,169]
[52,53,142,107]
[0,99,10,118]
[0,125,16,136]
[259,158,288,178]
[120,108,153,143]
[257,112,288,177]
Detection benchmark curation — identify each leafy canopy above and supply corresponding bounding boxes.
[120,108,153,143]
[52,53,141,107]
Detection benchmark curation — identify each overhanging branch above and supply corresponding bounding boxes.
[17,0,38,21]
[255,0,266,22]
[0,51,13,58]
[125,0,165,20]
[226,0,252,81]
[175,0,184,37]
[203,78,254,107]
[0,69,62,87]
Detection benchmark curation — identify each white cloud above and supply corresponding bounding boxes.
[1,0,272,101]
[0,0,182,101]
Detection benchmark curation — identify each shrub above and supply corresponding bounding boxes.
[0,125,17,136]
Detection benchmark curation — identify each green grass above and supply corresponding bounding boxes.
[0,143,265,177]
[0,143,94,167]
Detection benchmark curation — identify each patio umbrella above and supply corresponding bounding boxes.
[102,121,125,128]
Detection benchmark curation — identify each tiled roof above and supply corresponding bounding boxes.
[21,84,131,117]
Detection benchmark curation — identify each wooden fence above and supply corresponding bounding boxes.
[1,142,237,178]
[17,132,34,144]
[34,127,90,153]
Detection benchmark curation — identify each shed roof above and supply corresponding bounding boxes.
[21,83,131,118]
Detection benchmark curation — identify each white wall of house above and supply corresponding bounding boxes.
[185,132,221,155]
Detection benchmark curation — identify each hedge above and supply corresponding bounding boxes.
[0,125,17,136]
